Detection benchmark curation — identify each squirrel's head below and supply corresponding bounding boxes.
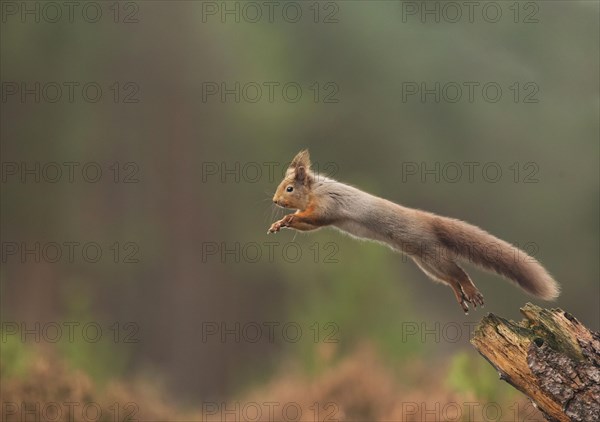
[273,149,313,211]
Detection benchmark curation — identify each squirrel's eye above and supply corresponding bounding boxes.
[286,186,294,192]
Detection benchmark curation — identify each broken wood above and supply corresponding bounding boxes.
[471,303,600,422]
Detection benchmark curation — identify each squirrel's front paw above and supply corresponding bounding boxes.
[267,221,282,234]
[267,215,294,234]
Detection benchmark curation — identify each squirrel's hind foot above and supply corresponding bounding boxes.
[451,283,485,314]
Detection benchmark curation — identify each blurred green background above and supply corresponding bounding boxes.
[1,1,598,420]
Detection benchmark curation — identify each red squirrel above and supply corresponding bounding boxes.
[267,150,559,314]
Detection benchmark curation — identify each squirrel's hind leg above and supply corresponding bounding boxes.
[413,257,484,314]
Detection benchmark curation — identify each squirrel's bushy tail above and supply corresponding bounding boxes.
[432,217,560,300]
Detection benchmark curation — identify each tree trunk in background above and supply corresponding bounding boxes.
[471,303,600,422]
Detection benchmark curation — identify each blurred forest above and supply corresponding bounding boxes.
[1,1,599,420]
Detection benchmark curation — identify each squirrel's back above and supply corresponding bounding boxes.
[315,177,438,251]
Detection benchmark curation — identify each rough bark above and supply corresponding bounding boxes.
[471,303,600,422]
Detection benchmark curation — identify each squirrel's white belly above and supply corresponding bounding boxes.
[333,220,387,243]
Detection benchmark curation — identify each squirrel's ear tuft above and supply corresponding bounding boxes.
[290,149,311,170]
[295,165,309,184]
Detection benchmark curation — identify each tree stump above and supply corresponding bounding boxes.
[470,303,600,422]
